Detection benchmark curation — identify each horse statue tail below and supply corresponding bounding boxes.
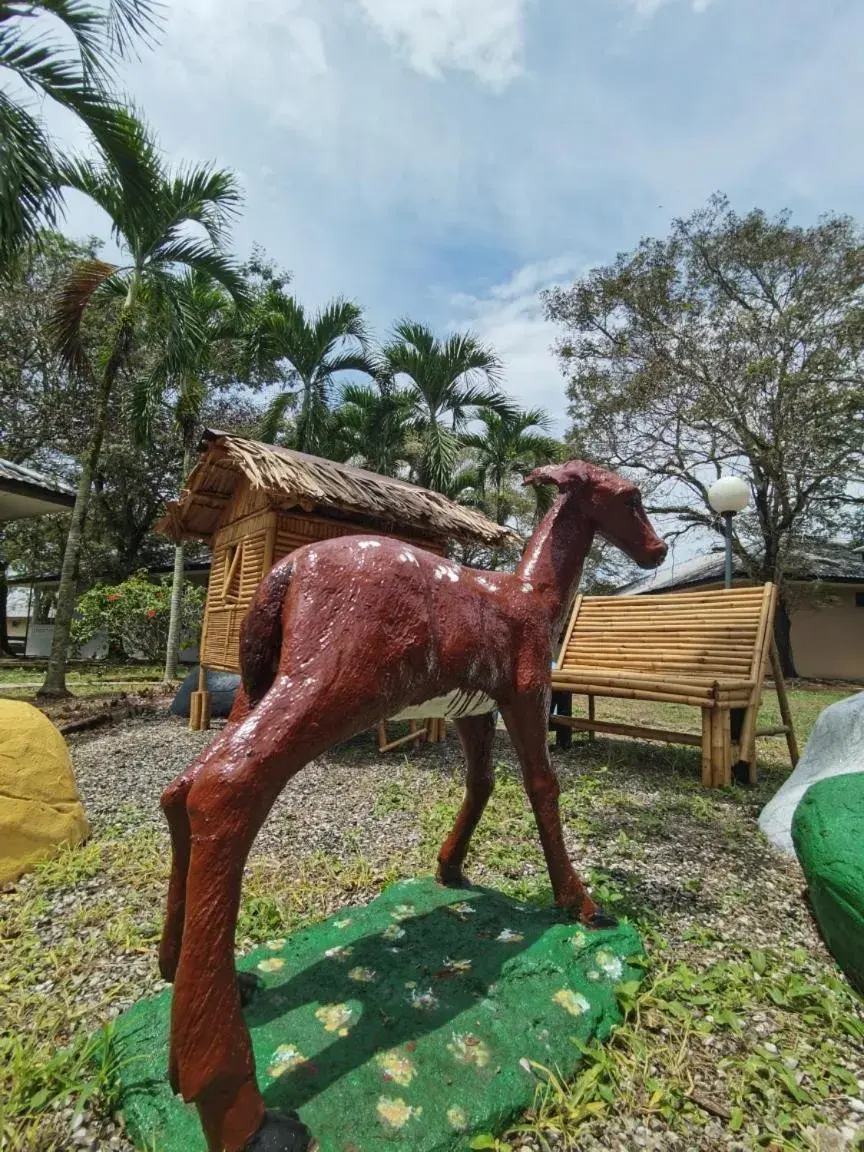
[239,557,295,707]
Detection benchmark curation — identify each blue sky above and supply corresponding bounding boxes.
[51,0,863,570]
[56,0,864,438]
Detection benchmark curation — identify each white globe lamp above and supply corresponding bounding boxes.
[708,476,750,588]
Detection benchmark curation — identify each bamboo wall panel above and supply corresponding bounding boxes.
[222,480,271,524]
[215,510,277,549]
[273,510,446,562]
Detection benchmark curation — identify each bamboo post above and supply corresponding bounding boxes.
[710,707,731,788]
[701,708,713,787]
[190,662,211,732]
[736,583,775,783]
[262,520,277,575]
[769,640,799,768]
[190,691,201,731]
[550,690,573,749]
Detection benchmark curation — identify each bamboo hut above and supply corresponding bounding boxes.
[157,430,518,733]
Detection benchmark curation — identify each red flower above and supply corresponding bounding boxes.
[107,594,120,602]
[146,608,158,618]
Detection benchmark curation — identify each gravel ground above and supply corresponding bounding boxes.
[6,714,864,1152]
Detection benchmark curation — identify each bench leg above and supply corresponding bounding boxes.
[701,709,713,788]
[587,694,595,742]
[550,691,572,749]
[710,708,732,788]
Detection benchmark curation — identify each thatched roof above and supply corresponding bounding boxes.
[157,430,520,549]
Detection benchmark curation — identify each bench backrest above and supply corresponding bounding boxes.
[555,583,777,684]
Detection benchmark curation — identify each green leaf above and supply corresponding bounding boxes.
[729,1106,744,1132]
[469,1136,498,1150]
[749,949,767,975]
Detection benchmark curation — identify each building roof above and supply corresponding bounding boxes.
[0,459,75,521]
[156,430,519,549]
[617,541,864,596]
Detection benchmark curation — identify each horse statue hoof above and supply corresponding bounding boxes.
[243,1109,313,1152]
[237,970,264,1007]
[437,864,468,888]
[584,908,618,930]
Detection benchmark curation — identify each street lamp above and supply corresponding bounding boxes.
[708,476,750,589]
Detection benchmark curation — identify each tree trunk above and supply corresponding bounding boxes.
[163,541,186,682]
[774,593,797,679]
[163,441,195,682]
[38,370,114,697]
[0,563,13,657]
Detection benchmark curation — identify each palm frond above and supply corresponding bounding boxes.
[147,237,249,304]
[390,318,437,357]
[259,389,297,445]
[49,257,120,371]
[35,1,105,78]
[421,420,460,491]
[0,91,61,269]
[322,350,376,377]
[441,330,503,386]
[164,164,243,246]
[454,383,518,418]
[104,0,163,58]
[56,106,161,235]
[313,298,367,347]
[56,153,126,237]
[128,364,165,445]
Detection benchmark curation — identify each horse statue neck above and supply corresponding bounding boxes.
[515,492,595,637]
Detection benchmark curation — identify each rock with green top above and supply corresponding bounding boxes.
[108,878,644,1152]
[792,772,864,995]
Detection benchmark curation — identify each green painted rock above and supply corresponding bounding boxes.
[792,772,864,994]
[110,878,644,1151]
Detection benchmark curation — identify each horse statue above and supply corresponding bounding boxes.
[158,459,667,1151]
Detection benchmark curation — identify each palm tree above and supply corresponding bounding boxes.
[131,269,240,682]
[0,1,160,269]
[462,408,562,524]
[334,381,415,475]
[253,296,374,453]
[380,320,515,491]
[39,125,246,697]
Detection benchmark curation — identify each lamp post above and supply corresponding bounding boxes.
[707,476,750,589]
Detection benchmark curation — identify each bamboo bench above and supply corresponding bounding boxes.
[549,583,799,787]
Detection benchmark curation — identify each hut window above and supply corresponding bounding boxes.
[221,542,243,603]
[856,591,864,608]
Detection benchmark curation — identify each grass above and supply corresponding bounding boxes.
[0,663,166,702]
[1,684,863,1151]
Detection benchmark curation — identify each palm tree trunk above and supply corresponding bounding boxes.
[163,440,196,682]
[38,369,113,696]
[298,375,313,452]
[39,289,137,698]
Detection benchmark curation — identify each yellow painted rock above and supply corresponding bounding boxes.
[0,699,90,885]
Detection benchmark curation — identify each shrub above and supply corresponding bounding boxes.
[71,572,205,662]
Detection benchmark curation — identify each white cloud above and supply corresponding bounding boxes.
[155,0,330,133]
[449,258,585,433]
[350,0,529,90]
[621,0,716,14]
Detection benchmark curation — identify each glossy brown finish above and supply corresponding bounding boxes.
[159,460,666,1152]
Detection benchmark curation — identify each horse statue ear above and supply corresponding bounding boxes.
[523,461,589,491]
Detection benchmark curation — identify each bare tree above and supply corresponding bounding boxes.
[544,194,864,673]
